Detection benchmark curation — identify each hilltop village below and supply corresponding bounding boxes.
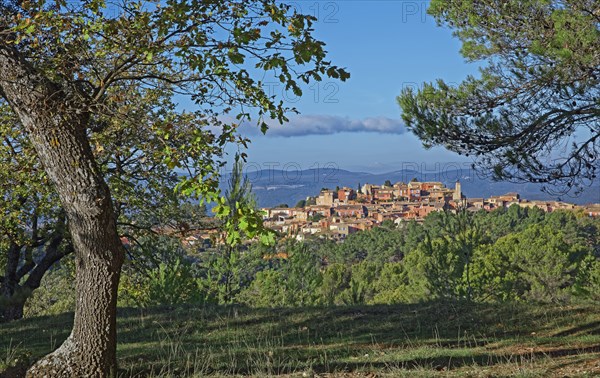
[260,181,600,242]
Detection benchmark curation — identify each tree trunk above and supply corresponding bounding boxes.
[1,293,26,322]
[0,46,125,376]
[3,242,71,325]
[1,242,22,322]
[1,222,68,323]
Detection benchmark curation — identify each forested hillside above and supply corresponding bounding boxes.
[20,206,599,316]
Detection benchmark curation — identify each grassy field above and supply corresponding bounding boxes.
[1,301,599,377]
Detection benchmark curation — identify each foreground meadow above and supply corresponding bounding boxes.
[1,301,599,377]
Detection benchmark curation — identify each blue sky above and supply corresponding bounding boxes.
[231,0,480,173]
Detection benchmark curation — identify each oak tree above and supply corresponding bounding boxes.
[0,0,348,375]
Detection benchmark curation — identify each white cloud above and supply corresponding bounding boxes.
[239,115,407,137]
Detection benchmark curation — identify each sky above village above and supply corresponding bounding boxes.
[227,1,480,174]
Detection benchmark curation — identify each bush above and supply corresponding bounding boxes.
[120,258,202,307]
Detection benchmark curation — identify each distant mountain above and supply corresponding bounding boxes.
[220,168,600,208]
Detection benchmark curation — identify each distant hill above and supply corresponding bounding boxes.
[221,168,600,207]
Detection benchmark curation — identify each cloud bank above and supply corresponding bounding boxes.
[240,115,407,137]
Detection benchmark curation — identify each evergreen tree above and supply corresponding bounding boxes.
[398,0,599,192]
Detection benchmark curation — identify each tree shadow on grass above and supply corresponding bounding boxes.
[114,343,600,377]
[309,344,600,374]
[1,301,598,377]
[552,320,600,337]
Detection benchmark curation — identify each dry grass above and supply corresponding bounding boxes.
[1,301,599,377]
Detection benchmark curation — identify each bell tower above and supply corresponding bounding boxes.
[453,180,462,201]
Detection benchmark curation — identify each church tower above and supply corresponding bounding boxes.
[453,180,462,201]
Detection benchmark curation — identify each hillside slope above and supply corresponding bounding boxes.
[1,302,599,377]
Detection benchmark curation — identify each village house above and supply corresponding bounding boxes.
[492,193,521,202]
[337,187,356,203]
[347,219,375,231]
[300,223,323,236]
[421,182,444,191]
[466,198,485,210]
[316,189,336,206]
[335,204,367,218]
[361,183,377,196]
[261,207,309,222]
[392,184,409,200]
[329,223,359,240]
[307,205,333,217]
[373,187,394,202]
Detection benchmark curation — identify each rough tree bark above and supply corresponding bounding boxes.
[0,44,125,376]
